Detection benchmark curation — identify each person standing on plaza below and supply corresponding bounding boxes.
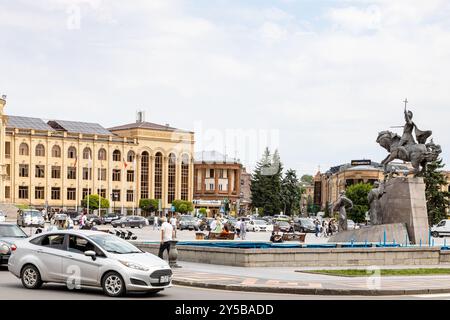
[158,217,174,260]
[153,214,159,230]
[314,219,320,237]
[80,210,87,229]
[169,213,177,238]
[239,218,247,240]
[213,214,223,233]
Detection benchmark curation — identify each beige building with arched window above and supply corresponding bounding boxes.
[0,97,194,214]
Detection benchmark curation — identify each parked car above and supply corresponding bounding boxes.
[274,220,294,233]
[8,230,172,297]
[0,223,28,266]
[246,219,273,232]
[431,219,450,238]
[0,211,6,223]
[17,210,45,228]
[293,218,316,233]
[111,216,149,229]
[86,214,104,226]
[64,211,80,221]
[177,215,198,231]
[103,213,122,224]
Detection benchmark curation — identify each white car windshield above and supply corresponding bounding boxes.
[89,234,142,254]
[254,220,266,225]
[0,225,28,238]
[25,211,42,218]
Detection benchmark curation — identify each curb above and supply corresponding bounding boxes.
[172,279,450,296]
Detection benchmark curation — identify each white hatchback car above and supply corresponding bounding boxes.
[8,230,172,297]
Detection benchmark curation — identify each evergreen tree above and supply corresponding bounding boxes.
[345,183,372,223]
[250,148,283,215]
[424,159,450,226]
[281,169,302,215]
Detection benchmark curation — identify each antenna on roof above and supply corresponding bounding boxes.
[136,110,145,123]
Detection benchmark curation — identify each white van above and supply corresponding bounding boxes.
[431,219,450,238]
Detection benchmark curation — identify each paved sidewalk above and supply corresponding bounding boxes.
[171,261,450,296]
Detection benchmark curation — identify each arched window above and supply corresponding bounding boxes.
[181,154,189,201]
[19,143,29,156]
[83,147,92,160]
[51,145,61,158]
[140,151,149,199]
[127,150,135,162]
[98,148,107,161]
[67,147,77,159]
[35,144,45,157]
[113,150,121,162]
[154,152,163,200]
[168,153,176,204]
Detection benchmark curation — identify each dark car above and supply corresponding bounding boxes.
[86,214,104,226]
[293,218,316,233]
[103,213,122,224]
[0,223,28,266]
[111,215,149,228]
[178,215,198,231]
[274,221,294,233]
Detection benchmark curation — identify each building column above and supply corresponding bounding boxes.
[201,167,206,194]
[175,157,182,200]
[214,168,219,194]
[150,155,155,199]
[162,155,168,208]
[227,169,232,197]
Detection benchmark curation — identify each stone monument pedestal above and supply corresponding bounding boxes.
[380,177,429,244]
[328,223,409,244]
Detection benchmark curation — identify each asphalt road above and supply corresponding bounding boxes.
[1,267,449,300]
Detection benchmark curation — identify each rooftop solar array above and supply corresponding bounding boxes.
[47,120,113,136]
[6,116,55,131]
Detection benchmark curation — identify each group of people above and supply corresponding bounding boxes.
[314,218,338,237]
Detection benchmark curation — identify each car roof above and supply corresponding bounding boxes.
[32,229,108,237]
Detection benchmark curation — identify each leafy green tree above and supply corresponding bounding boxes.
[300,174,313,184]
[172,200,194,214]
[281,169,302,215]
[345,183,372,223]
[198,208,207,216]
[139,199,159,214]
[424,159,450,226]
[250,148,283,215]
[81,194,109,212]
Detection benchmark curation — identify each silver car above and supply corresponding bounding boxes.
[17,209,45,228]
[8,230,172,297]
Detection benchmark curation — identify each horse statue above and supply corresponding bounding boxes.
[376,130,441,176]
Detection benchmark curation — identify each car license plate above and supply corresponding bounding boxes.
[160,275,170,283]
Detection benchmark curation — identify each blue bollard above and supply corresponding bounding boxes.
[383,229,387,247]
[420,239,422,247]
[429,230,431,247]
[405,232,408,247]
[445,239,447,248]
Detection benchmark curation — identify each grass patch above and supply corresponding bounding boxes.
[300,268,450,277]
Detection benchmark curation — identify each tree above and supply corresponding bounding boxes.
[198,208,207,216]
[81,194,109,212]
[345,183,372,223]
[300,174,313,184]
[172,200,194,214]
[424,159,450,226]
[250,148,283,215]
[139,199,159,215]
[281,169,302,215]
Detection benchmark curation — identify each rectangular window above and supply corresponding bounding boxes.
[35,187,45,200]
[112,189,120,202]
[51,187,61,200]
[127,170,134,182]
[5,186,10,199]
[19,186,29,199]
[98,168,106,181]
[19,164,29,177]
[97,188,106,198]
[67,188,76,201]
[209,183,214,191]
[35,165,45,178]
[51,166,61,179]
[6,164,10,176]
[67,167,77,179]
[82,167,92,180]
[126,190,134,202]
[5,142,10,158]
[82,188,92,199]
[209,169,214,178]
[112,169,121,182]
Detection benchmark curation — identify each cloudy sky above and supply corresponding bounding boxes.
[1,0,449,175]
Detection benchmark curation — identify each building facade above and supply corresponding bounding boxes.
[314,159,409,211]
[0,98,194,214]
[193,151,242,217]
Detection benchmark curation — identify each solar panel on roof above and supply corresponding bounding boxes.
[6,116,55,131]
[48,120,112,135]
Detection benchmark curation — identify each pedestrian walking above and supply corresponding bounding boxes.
[170,214,177,238]
[314,219,320,237]
[158,217,174,260]
[239,218,247,240]
[153,215,159,230]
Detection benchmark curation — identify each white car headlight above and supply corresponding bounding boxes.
[0,242,10,255]
[119,260,150,271]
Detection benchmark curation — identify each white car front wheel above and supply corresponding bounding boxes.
[102,272,126,297]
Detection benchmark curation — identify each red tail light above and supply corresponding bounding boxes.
[11,244,17,251]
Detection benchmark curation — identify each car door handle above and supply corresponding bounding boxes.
[37,249,43,254]
[65,255,73,258]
